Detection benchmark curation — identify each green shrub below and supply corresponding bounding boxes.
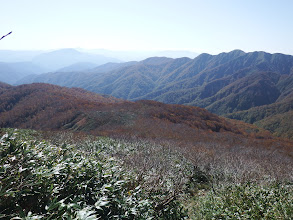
[192,183,293,219]
[0,129,187,219]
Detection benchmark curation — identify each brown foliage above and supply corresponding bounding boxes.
[0,83,122,129]
[0,81,12,90]
[1,83,293,160]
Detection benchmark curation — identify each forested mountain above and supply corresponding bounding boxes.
[18,50,293,110]
[0,81,12,91]
[226,93,293,139]
[0,83,275,141]
[16,50,293,138]
[0,83,121,130]
[56,62,98,72]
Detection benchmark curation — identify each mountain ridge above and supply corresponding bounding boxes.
[15,50,293,139]
[0,83,274,140]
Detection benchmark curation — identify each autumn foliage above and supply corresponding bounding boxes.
[1,83,293,219]
[0,83,293,158]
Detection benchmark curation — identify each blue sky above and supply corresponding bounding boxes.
[1,0,293,55]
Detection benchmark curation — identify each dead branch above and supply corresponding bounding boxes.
[0,31,12,40]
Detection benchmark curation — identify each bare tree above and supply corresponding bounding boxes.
[0,31,12,40]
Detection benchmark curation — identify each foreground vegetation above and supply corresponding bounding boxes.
[1,128,292,219]
[0,129,187,219]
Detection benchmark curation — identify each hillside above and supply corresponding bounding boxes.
[17,57,191,99]
[0,81,12,90]
[1,83,293,219]
[226,93,293,139]
[0,83,122,130]
[0,83,277,139]
[17,50,293,112]
[56,62,98,72]
[16,50,293,139]
[1,83,293,149]
[0,83,238,136]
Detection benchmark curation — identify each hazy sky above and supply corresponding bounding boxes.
[1,0,293,55]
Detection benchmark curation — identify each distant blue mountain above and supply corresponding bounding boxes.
[56,62,98,72]
[0,62,46,84]
[32,48,121,71]
[0,50,44,62]
[0,48,122,84]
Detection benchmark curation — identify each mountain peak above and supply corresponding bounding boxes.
[228,49,245,56]
[194,53,213,61]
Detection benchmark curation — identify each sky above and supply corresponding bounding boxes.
[1,0,293,55]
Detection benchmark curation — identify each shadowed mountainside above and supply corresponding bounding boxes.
[226,93,293,139]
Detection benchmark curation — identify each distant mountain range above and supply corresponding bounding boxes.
[0,62,46,84]
[31,48,121,71]
[16,50,293,139]
[77,49,199,61]
[0,48,198,84]
[0,48,123,83]
[0,50,44,62]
